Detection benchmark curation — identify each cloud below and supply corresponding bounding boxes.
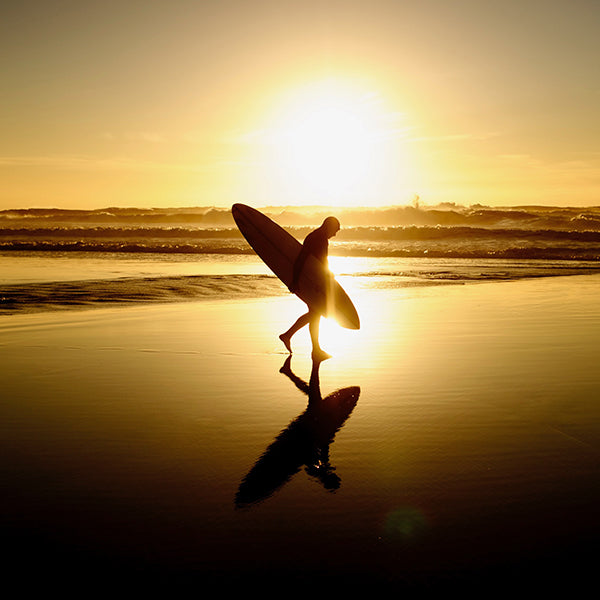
[130,132,165,143]
[498,152,600,173]
[101,131,167,143]
[0,155,201,172]
[407,131,500,143]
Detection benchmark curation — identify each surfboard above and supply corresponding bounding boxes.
[231,203,360,330]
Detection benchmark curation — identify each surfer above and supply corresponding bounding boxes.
[279,216,341,361]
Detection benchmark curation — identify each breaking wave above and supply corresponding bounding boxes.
[2,204,600,260]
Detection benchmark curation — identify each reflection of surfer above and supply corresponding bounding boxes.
[279,216,341,361]
[279,356,340,489]
[234,356,360,508]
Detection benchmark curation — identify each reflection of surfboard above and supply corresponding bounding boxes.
[235,385,361,508]
[232,203,360,330]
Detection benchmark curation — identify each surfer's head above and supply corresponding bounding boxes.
[322,216,341,238]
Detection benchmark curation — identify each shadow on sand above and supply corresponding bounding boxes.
[235,356,360,508]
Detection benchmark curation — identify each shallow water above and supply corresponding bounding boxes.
[2,251,599,314]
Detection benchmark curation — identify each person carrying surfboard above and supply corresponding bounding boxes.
[279,216,341,361]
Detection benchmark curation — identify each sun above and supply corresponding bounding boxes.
[259,78,405,206]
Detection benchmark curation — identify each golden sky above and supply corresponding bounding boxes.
[1,0,599,209]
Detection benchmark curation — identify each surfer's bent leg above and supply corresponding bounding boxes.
[280,311,311,353]
[280,308,329,360]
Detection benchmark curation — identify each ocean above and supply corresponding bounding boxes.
[2,204,599,314]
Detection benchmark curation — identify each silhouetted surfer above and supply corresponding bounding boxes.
[279,216,340,361]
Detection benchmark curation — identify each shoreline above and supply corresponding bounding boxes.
[2,269,599,316]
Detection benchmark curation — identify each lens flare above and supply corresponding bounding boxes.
[382,507,429,543]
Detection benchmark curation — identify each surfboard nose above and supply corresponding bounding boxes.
[231,203,245,225]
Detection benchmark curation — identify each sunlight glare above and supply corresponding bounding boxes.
[261,79,407,206]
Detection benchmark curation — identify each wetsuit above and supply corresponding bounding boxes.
[292,226,330,292]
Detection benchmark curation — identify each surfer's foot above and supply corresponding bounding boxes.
[279,333,292,353]
[311,349,332,363]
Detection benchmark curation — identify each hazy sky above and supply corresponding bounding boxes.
[1,0,599,209]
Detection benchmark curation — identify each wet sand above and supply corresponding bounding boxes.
[2,275,599,592]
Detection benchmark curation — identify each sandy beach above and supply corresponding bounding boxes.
[2,274,599,592]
